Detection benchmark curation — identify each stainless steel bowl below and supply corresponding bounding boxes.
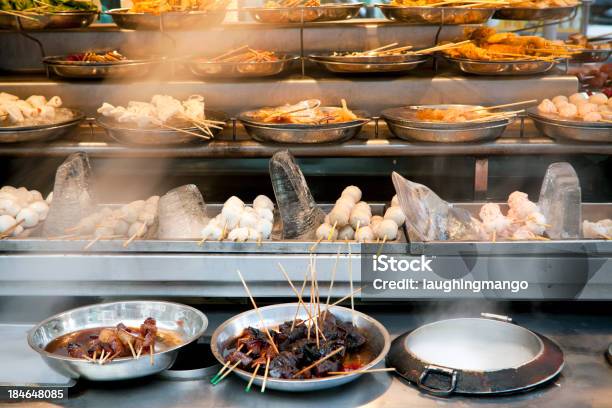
[106,8,226,30]
[27,300,208,381]
[0,11,98,30]
[493,5,576,20]
[0,110,84,143]
[570,48,611,63]
[43,56,164,79]
[245,4,363,24]
[97,110,227,146]
[239,109,369,144]
[309,53,428,74]
[445,56,562,76]
[210,303,390,392]
[527,108,612,143]
[376,5,495,25]
[185,55,299,78]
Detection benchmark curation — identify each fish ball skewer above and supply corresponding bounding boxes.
[341,186,362,203]
[253,195,274,211]
[349,209,370,230]
[316,223,338,241]
[383,206,405,227]
[374,219,398,241]
[337,225,354,240]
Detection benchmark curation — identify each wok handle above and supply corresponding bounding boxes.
[417,365,457,397]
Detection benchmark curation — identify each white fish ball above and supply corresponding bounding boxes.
[146,195,160,205]
[337,225,354,240]
[391,195,399,207]
[11,225,24,237]
[228,227,249,242]
[16,208,39,228]
[0,186,16,193]
[355,226,374,242]
[558,103,578,119]
[568,92,589,105]
[0,215,16,233]
[28,200,49,221]
[225,196,244,209]
[78,217,97,235]
[255,207,274,222]
[0,198,20,217]
[375,219,399,240]
[328,208,350,227]
[537,99,557,114]
[29,190,43,202]
[253,195,274,210]
[221,205,242,229]
[258,219,273,239]
[354,201,372,215]
[588,93,608,105]
[335,197,356,210]
[15,187,32,205]
[582,111,602,122]
[247,228,261,241]
[578,102,598,117]
[371,215,384,227]
[239,211,259,229]
[384,206,405,227]
[350,210,371,229]
[316,223,338,241]
[128,199,146,211]
[551,95,568,106]
[202,224,223,241]
[114,219,130,236]
[341,185,362,203]
[479,203,503,223]
[119,205,139,223]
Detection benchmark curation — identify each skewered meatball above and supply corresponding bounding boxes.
[255,207,274,222]
[588,93,608,105]
[537,99,557,114]
[354,226,374,242]
[28,200,49,220]
[391,195,399,208]
[558,103,578,119]
[253,195,274,211]
[341,186,362,203]
[374,219,398,241]
[316,223,338,241]
[578,102,598,117]
[350,209,371,229]
[583,111,602,122]
[16,208,39,228]
[228,227,249,242]
[225,196,244,209]
[337,225,354,240]
[370,215,384,228]
[0,215,16,234]
[551,95,568,106]
[328,208,350,227]
[384,206,405,227]
[568,92,588,106]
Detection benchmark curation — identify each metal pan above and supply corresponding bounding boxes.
[0,10,98,30]
[0,110,84,144]
[28,300,208,381]
[493,5,576,21]
[444,56,562,76]
[106,8,226,30]
[43,56,164,79]
[387,316,564,395]
[309,53,428,74]
[185,54,299,78]
[245,3,363,24]
[211,303,390,392]
[527,108,611,143]
[376,5,494,25]
[569,48,611,63]
[239,109,369,144]
[96,110,227,146]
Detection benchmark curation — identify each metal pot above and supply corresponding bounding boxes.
[386,315,564,396]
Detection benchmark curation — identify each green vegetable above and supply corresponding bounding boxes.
[0,0,98,12]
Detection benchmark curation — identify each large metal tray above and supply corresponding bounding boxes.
[43,55,165,79]
[239,109,370,144]
[0,10,97,30]
[493,5,576,21]
[527,107,611,143]
[0,109,84,144]
[245,3,363,24]
[309,53,428,74]
[106,8,226,30]
[444,56,562,76]
[376,5,495,25]
[185,54,299,78]
[96,110,227,146]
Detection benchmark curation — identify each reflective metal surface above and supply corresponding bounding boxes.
[493,5,576,20]
[309,54,428,74]
[530,116,612,143]
[106,8,226,30]
[185,55,299,79]
[376,5,495,25]
[96,110,227,146]
[27,300,208,381]
[245,4,363,24]
[0,11,97,30]
[210,303,390,392]
[0,110,84,144]
[569,48,612,63]
[445,56,562,76]
[43,56,164,80]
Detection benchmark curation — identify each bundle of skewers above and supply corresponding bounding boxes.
[390,0,509,8]
[332,43,415,57]
[264,0,321,8]
[414,99,535,123]
[97,94,225,140]
[248,99,361,125]
[129,0,230,13]
[202,45,279,63]
[65,50,127,63]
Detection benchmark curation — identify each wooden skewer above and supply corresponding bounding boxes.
[123,223,146,248]
[412,40,472,55]
[327,220,338,241]
[309,236,323,253]
[360,42,399,54]
[323,249,341,320]
[211,45,250,62]
[128,341,137,359]
[298,286,364,327]
[290,268,310,332]
[245,363,261,392]
[137,346,143,359]
[159,123,211,140]
[347,240,355,324]
[0,219,24,239]
[278,263,314,321]
[236,270,279,354]
[292,347,344,378]
[82,355,96,363]
[329,368,397,375]
[466,99,537,113]
[213,360,241,385]
[83,235,102,251]
[376,235,388,257]
[0,9,40,21]
[150,344,154,366]
[92,350,97,362]
[98,350,106,365]
[261,357,271,393]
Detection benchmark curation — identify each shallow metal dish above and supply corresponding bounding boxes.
[445,56,562,76]
[43,55,164,79]
[527,108,611,143]
[211,303,390,392]
[185,54,299,78]
[239,109,369,144]
[0,10,98,30]
[376,5,494,25]
[106,8,226,30]
[27,300,208,381]
[309,53,428,73]
[0,109,84,143]
[97,110,227,146]
[569,47,611,63]
[245,3,363,24]
[493,5,576,20]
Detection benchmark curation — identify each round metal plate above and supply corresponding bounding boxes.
[309,53,428,74]
[387,317,564,395]
[43,56,164,79]
[0,109,84,143]
[0,11,97,30]
[245,3,363,24]
[106,8,225,30]
[376,5,494,25]
[185,55,299,78]
[493,5,576,21]
[444,56,561,76]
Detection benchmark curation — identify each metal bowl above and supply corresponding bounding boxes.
[43,56,164,79]
[210,303,390,392]
[245,3,363,24]
[106,8,226,30]
[27,300,208,381]
[0,109,84,143]
[309,53,428,74]
[239,109,369,144]
[444,56,562,76]
[527,108,611,143]
[493,5,576,20]
[376,5,495,25]
[185,55,299,78]
[569,48,611,63]
[0,10,98,30]
[97,110,227,146]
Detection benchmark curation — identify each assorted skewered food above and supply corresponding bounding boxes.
[505,0,578,6]
[64,50,127,62]
[129,0,229,13]
[389,0,505,6]
[566,33,612,50]
[201,46,279,63]
[0,186,51,238]
[316,186,404,243]
[200,195,275,243]
[583,219,612,240]
[264,0,321,7]
[478,192,548,241]
[537,92,612,122]
[414,103,524,122]
[0,93,75,127]
[245,99,360,125]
